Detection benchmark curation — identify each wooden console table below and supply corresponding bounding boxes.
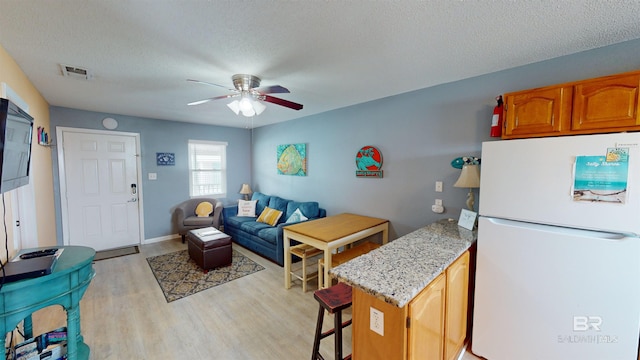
[0,246,96,360]
[284,213,388,289]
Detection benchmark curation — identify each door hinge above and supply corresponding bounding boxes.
[406,317,410,328]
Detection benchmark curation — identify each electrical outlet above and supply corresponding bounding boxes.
[370,307,384,336]
[435,199,443,206]
[435,181,443,192]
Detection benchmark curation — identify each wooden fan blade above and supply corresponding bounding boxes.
[253,85,290,95]
[187,79,237,92]
[188,94,238,106]
[262,95,304,110]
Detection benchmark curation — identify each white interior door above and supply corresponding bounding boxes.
[10,186,39,250]
[59,129,142,251]
[2,83,37,250]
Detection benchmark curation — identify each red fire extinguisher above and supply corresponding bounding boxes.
[490,95,504,137]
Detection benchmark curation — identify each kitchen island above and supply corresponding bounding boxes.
[330,219,477,360]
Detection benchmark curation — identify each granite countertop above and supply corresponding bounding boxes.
[330,218,477,308]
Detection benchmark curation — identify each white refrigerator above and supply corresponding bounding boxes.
[471,133,640,360]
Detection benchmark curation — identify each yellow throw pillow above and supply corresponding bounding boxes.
[256,206,283,226]
[195,201,213,217]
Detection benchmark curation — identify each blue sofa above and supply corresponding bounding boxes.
[222,192,326,266]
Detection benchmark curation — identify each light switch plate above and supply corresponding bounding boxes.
[148,172,157,180]
[435,181,443,192]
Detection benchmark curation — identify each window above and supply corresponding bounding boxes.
[188,140,227,198]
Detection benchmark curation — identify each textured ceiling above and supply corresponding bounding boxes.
[2,1,640,128]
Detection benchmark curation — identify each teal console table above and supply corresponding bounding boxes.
[0,246,95,360]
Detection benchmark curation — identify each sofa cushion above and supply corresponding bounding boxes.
[256,227,278,245]
[251,192,271,215]
[225,215,259,229]
[268,196,289,213]
[237,200,257,217]
[184,216,214,226]
[286,201,320,219]
[256,206,284,226]
[240,221,274,236]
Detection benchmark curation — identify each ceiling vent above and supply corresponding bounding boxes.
[59,64,94,80]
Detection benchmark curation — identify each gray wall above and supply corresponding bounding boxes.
[49,107,251,241]
[251,38,640,239]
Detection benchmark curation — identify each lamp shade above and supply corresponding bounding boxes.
[453,164,480,188]
[239,183,252,195]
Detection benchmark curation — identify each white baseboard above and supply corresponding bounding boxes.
[143,233,180,245]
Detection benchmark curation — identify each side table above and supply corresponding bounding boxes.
[0,246,96,360]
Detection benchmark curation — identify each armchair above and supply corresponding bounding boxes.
[174,198,223,243]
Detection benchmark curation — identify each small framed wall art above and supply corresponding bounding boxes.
[156,152,175,166]
[277,143,307,176]
[356,145,383,178]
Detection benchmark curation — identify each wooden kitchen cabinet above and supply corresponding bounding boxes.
[502,70,640,139]
[408,273,446,360]
[443,250,470,360]
[572,73,640,131]
[352,251,470,360]
[503,85,573,138]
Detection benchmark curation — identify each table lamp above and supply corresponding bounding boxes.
[239,183,252,200]
[453,164,480,211]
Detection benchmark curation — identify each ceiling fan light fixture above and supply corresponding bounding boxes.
[227,100,240,115]
[239,96,253,113]
[242,107,256,117]
[190,73,303,117]
[253,100,266,115]
[226,94,265,117]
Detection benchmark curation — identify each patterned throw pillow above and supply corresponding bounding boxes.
[285,208,309,223]
[237,200,257,217]
[256,206,283,226]
[195,201,213,217]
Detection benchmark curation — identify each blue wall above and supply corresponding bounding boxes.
[48,38,640,243]
[49,107,251,241]
[252,38,640,239]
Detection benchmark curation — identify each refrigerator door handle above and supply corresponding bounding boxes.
[483,217,635,241]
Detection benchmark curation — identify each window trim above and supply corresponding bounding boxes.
[188,140,228,198]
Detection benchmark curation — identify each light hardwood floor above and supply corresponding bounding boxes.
[31,240,483,359]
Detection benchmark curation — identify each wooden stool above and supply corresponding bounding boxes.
[289,243,322,292]
[318,241,381,289]
[312,282,352,360]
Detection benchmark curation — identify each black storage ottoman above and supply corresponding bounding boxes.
[186,227,232,272]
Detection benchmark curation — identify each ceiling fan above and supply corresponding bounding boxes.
[187,74,303,117]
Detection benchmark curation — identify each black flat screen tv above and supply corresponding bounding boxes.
[0,98,34,193]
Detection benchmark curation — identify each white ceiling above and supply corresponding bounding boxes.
[2,1,640,128]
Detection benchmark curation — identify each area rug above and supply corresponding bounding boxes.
[94,246,139,261]
[146,249,265,302]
